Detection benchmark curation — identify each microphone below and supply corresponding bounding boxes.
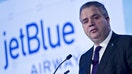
[53,54,72,74]
[64,70,70,74]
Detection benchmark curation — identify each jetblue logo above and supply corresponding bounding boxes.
[3,19,75,70]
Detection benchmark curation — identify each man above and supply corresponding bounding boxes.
[79,1,132,74]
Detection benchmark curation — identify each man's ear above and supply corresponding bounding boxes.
[106,16,110,23]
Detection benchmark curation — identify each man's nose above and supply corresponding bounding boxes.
[88,19,95,27]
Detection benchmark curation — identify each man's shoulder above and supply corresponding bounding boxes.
[112,32,132,40]
[117,34,132,41]
[114,33,132,44]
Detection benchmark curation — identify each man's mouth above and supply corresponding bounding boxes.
[90,28,97,33]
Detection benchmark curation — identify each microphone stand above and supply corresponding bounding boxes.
[53,59,67,74]
[53,54,72,74]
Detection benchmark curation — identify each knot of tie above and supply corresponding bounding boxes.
[95,46,102,53]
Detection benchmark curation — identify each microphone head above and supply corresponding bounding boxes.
[64,70,70,74]
[66,54,72,60]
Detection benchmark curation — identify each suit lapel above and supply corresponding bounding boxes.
[85,47,94,74]
[96,32,119,74]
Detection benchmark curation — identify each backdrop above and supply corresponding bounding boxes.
[0,0,127,74]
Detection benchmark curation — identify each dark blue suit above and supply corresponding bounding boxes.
[79,32,132,74]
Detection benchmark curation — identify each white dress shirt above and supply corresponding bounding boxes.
[90,31,112,74]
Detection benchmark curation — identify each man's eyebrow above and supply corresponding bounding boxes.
[91,14,99,17]
[82,18,88,22]
[81,14,100,23]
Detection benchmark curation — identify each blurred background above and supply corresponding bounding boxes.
[123,0,132,34]
[0,0,131,74]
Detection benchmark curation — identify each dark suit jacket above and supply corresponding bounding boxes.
[79,32,132,74]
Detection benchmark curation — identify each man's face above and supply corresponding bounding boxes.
[80,6,110,45]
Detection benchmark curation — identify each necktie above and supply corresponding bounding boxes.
[92,46,102,74]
